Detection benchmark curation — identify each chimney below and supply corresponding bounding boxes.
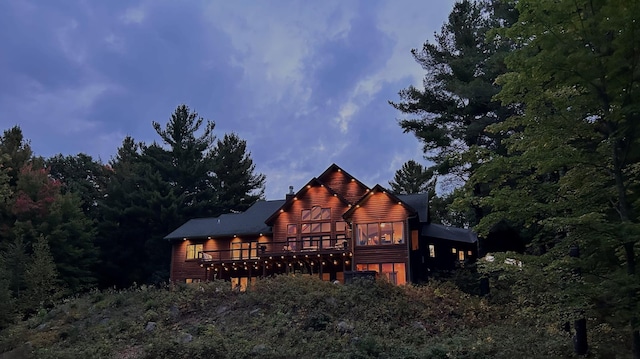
[285,185,295,201]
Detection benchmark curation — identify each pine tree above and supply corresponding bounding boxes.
[152,104,217,218]
[212,133,266,213]
[23,235,61,310]
[388,160,435,195]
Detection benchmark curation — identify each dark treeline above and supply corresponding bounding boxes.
[0,105,265,327]
[388,0,639,356]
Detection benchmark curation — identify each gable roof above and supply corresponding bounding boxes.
[397,193,428,223]
[164,200,285,240]
[264,177,351,225]
[342,184,420,219]
[422,223,478,244]
[317,163,370,196]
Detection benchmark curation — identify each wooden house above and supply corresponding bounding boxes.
[165,164,477,287]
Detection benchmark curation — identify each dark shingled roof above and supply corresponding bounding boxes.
[397,193,428,223]
[422,223,478,244]
[164,200,285,240]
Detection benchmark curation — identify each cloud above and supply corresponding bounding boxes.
[120,6,145,25]
[202,2,356,111]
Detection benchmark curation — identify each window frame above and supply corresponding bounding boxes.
[186,243,203,260]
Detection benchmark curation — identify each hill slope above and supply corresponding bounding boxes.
[0,275,585,358]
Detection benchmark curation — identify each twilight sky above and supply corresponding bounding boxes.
[0,0,456,200]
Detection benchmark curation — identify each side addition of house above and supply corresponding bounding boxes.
[165,164,478,288]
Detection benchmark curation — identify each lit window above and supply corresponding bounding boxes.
[287,224,297,235]
[355,221,404,246]
[451,248,457,254]
[467,250,472,256]
[458,251,465,261]
[429,244,435,258]
[355,263,406,285]
[186,244,203,260]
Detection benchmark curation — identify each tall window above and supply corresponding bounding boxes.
[300,206,331,248]
[186,244,203,260]
[355,221,404,246]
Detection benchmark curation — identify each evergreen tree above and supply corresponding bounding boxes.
[23,235,61,311]
[46,153,110,220]
[97,137,179,286]
[0,254,15,329]
[390,0,517,182]
[0,126,33,188]
[152,104,217,218]
[388,160,435,195]
[212,133,266,213]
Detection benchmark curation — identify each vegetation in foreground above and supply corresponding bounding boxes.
[0,274,632,359]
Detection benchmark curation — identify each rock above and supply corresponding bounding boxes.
[249,308,261,316]
[412,321,426,331]
[216,306,228,315]
[251,344,267,354]
[169,305,180,319]
[145,321,156,331]
[99,317,110,325]
[337,321,354,333]
[36,323,48,331]
[325,297,337,306]
[179,332,193,343]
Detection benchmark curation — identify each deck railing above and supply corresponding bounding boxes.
[197,238,351,263]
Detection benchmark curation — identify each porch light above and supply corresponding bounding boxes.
[333,194,337,197]
[277,263,282,267]
[265,261,268,264]
[294,197,297,200]
[289,263,292,266]
[351,178,354,182]
[322,261,326,265]
[200,264,203,267]
[345,260,350,265]
[281,256,284,259]
[337,169,341,172]
[356,205,360,208]
[293,255,296,258]
[333,260,338,265]
[398,202,402,205]
[280,209,284,213]
[307,185,311,189]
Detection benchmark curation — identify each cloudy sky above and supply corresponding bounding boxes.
[0,0,456,200]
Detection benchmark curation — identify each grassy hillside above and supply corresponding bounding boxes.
[0,275,624,358]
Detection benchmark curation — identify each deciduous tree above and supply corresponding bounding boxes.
[471,0,640,355]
